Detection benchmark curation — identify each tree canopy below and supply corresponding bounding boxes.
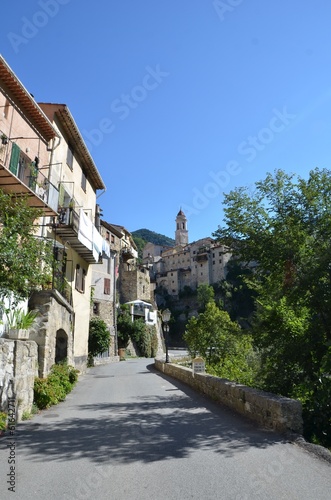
[0,192,52,303]
[184,300,254,384]
[213,168,331,447]
[88,317,111,357]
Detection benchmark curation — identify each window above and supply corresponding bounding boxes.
[213,261,215,265]
[66,145,74,170]
[75,265,86,293]
[105,231,110,241]
[111,234,115,244]
[93,302,100,315]
[81,170,87,192]
[104,278,110,295]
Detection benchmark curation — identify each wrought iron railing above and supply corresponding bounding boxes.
[0,134,59,212]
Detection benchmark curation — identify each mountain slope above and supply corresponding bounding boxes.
[132,229,175,248]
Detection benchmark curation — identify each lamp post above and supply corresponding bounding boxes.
[162,308,171,363]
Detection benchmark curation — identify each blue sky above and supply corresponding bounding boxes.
[1,1,331,242]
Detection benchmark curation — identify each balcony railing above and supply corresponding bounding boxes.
[54,206,103,264]
[0,135,59,215]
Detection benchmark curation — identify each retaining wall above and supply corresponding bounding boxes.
[0,339,38,421]
[154,359,303,434]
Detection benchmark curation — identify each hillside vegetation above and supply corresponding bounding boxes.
[132,229,174,258]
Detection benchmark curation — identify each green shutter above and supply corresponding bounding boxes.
[9,143,20,175]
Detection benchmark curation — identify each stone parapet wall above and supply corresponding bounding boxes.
[0,339,38,421]
[154,359,303,435]
[93,355,120,366]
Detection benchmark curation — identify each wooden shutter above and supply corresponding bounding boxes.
[9,143,20,175]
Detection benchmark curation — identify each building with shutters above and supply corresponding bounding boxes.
[0,56,106,375]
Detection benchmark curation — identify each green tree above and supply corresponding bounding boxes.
[217,259,256,326]
[88,317,110,357]
[117,305,134,348]
[132,235,146,260]
[213,168,331,447]
[116,305,158,357]
[197,284,215,311]
[184,301,254,384]
[0,192,52,302]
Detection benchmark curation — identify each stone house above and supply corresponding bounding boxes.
[111,223,152,305]
[143,210,231,297]
[90,220,155,359]
[90,220,123,360]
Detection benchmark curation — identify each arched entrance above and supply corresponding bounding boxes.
[55,329,68,364]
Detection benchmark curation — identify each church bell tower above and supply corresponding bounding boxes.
[175,209,188,246]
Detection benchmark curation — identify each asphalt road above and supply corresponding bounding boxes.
[1,359,330,500]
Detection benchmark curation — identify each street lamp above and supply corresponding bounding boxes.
[162,308,171,363]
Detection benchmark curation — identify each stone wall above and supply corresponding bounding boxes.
[154,359,303,435]
[29,290,73,377]
[0,339,38,421]
[120,268,151,303]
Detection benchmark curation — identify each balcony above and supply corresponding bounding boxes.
[53,207,102,264]
[194,247,209,262]
[0,136,59,216]
[121,247,138,262]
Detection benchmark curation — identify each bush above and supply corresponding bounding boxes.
[134,323,158,358]
[88,317,111,356]
[34,378,66,409]
[0,412,7,431]
[34,363,79,410]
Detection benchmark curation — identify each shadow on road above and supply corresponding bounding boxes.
[15,362,286,465]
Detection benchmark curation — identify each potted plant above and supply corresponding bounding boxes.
[28,161,38,190]
[6,308,38,340]
[1,134,8,145]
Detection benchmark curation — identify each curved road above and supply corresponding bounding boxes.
[1,359,330,499]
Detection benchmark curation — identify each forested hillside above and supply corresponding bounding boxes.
[132,229,174,258]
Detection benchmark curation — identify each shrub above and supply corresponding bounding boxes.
[117,305,159,357]
[34,378,66,409]
[88,317,110,356]
[0,412,7,431]
[34,363,79,410]
[134,323,158,358]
